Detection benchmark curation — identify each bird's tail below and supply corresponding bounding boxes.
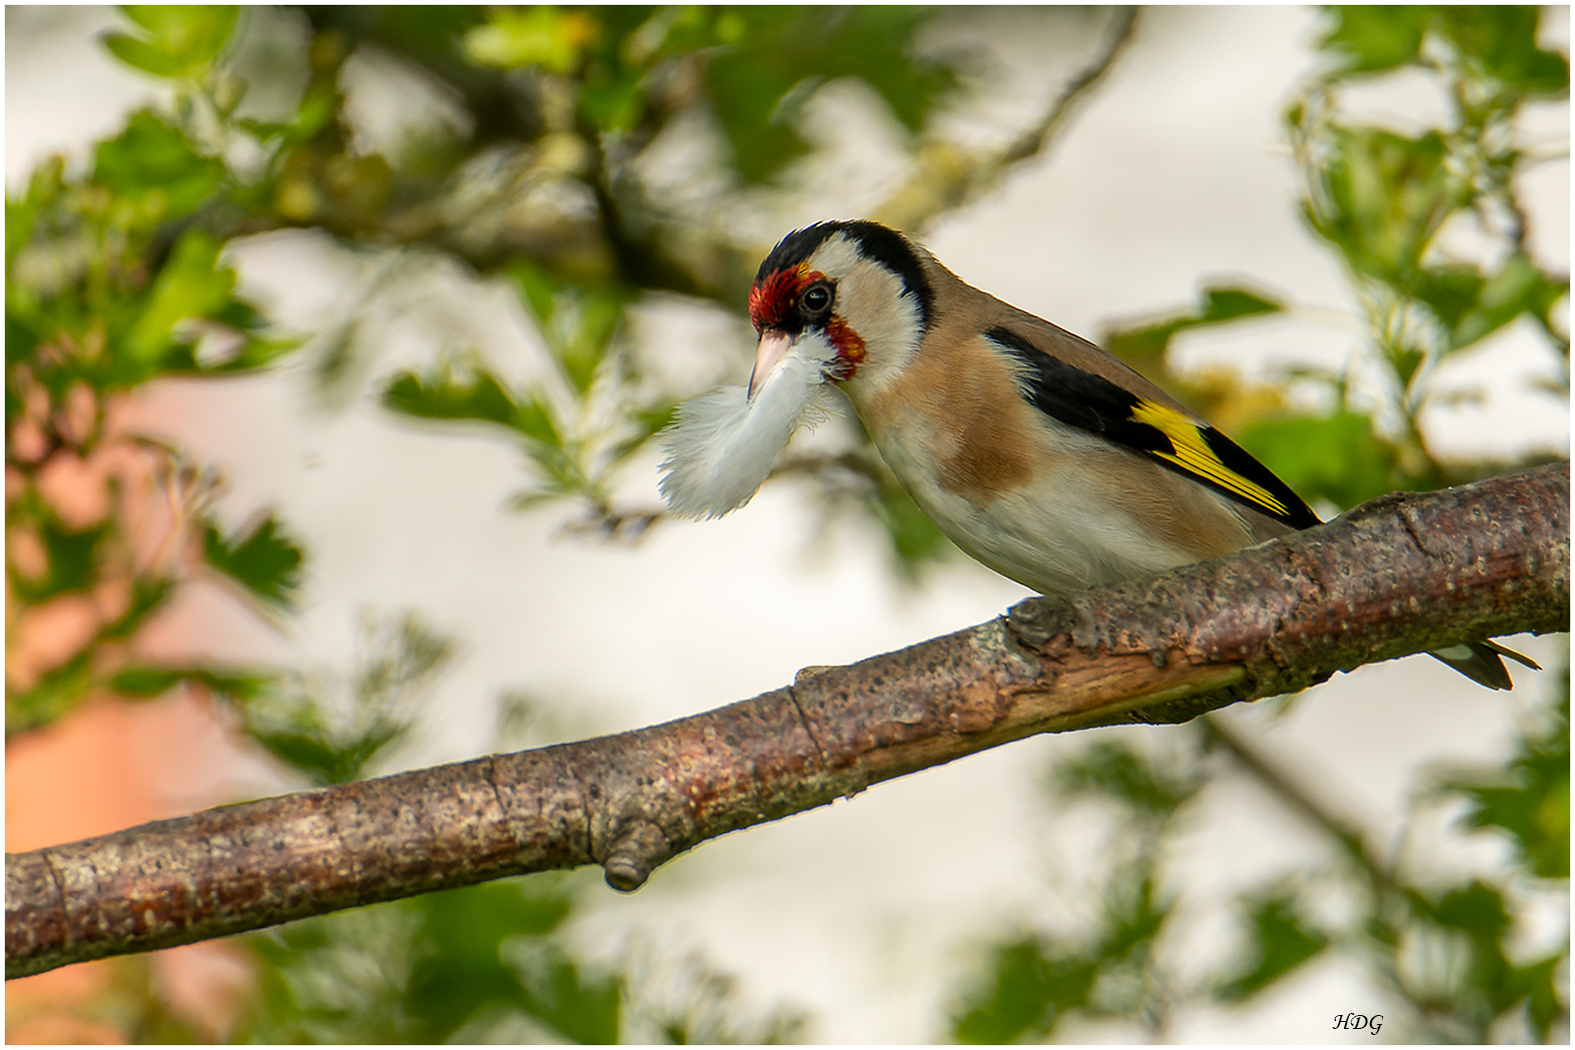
[1429,639,1542,690]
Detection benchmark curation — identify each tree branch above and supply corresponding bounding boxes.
[7,463,1568,979]
[875,6,1142,233]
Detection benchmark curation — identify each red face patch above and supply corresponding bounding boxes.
[747,265,866,381]
[823,317,865,380]
[747,266,809,331]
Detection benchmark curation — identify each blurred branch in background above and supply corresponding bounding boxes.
[873,6,1141,233]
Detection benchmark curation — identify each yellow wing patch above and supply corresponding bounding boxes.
[1129,400,1291,518]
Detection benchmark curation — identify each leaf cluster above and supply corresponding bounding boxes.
[240,611,453,787]
[113,5,986,571]
[3,5,979,1039]
[1441,667,1570,882]
[951,740,1205,1042]
[950,666,1570,1042]
[951,10,1568,1040]
[6,44,303,733]
[239,874,805,1044]
[1102,5,1568,510]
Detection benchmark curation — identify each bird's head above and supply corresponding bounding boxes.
[656,221,934,519]
[745,220,934,403]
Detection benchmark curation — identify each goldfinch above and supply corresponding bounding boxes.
[660,219,1533,689]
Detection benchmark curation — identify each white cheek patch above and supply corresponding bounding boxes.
[658,336,836,519]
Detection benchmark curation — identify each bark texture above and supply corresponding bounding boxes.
[7,463,1569,978]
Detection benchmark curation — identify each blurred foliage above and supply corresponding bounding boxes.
[1,0,1000,727]
[951,6,1568,1045]
[5,97,301,735]
[1439,663,1571,880]
[952,740,1204,1041]
[313,3,994,566]
[240,611,452,787]
[4,4,981,1042]
[1103,4,1568,511]
[951,657,1569,1042]
[5,3,1567,1045]
[237,875,805,1044]
[1212,891,1330,1004]
[104,5,240,80]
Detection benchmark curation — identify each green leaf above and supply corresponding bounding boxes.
[240,875,604,1044]
[241,690,374,786]
[1318,6,1569,96]
[382,368,560,445]
[103,32,191,78]
[951,939,1098,1044]
[579,70,645,132]
[951,868,1173,1042]
[1054,740,1202,820]
[1407,254,1565,353]
[109,664,271,700]
[1516,953,1567,1040]
[1442,674,1569,878]
[508,263,558,326]
[1215,893,1330,1002]
[406,880,577,1041]
[836,7,961,132]
[122,230,242,374]
[1234,412,1399,510]
[1104,284,1282,369]
[108,6,239,77]
[202,513,304,611]
[194,669,273,701]
[703,7,958,183]
[243,904,414,1043]
[7,513,111,604]
[1407,263,1485,341]
[462,7,594,73]
[1317,6,1427,74]
[509,943,623,1044]
[107,666,185,696]
[1460,254,1558,349]
[1198,286,1284,323]
[6,650,96,737]
[1426,880,1511,940]
[504,265,629,395]
[92,109,224,217]
[1433,6,1571,97]
[239,614,448,785]
[248,725,375,786]
[5,161,52,270]
[98,577,175,640]
[559,290,623,394]
[1303,125,1469,282]
[383,368,514,426]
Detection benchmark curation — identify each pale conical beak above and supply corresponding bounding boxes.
[748,330,795,402]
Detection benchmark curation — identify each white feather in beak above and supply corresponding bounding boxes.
[658,332,836,519]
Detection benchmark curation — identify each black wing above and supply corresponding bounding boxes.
[987,325,1321,530]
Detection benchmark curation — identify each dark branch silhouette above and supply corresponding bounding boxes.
[6,463,1568,979]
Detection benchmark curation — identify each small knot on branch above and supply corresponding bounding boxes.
[601,821,671,893]
[1006,596,1076,649]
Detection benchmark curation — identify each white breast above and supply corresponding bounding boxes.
[871,411,1213,596]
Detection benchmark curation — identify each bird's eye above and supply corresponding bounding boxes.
[800,283,832,316]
